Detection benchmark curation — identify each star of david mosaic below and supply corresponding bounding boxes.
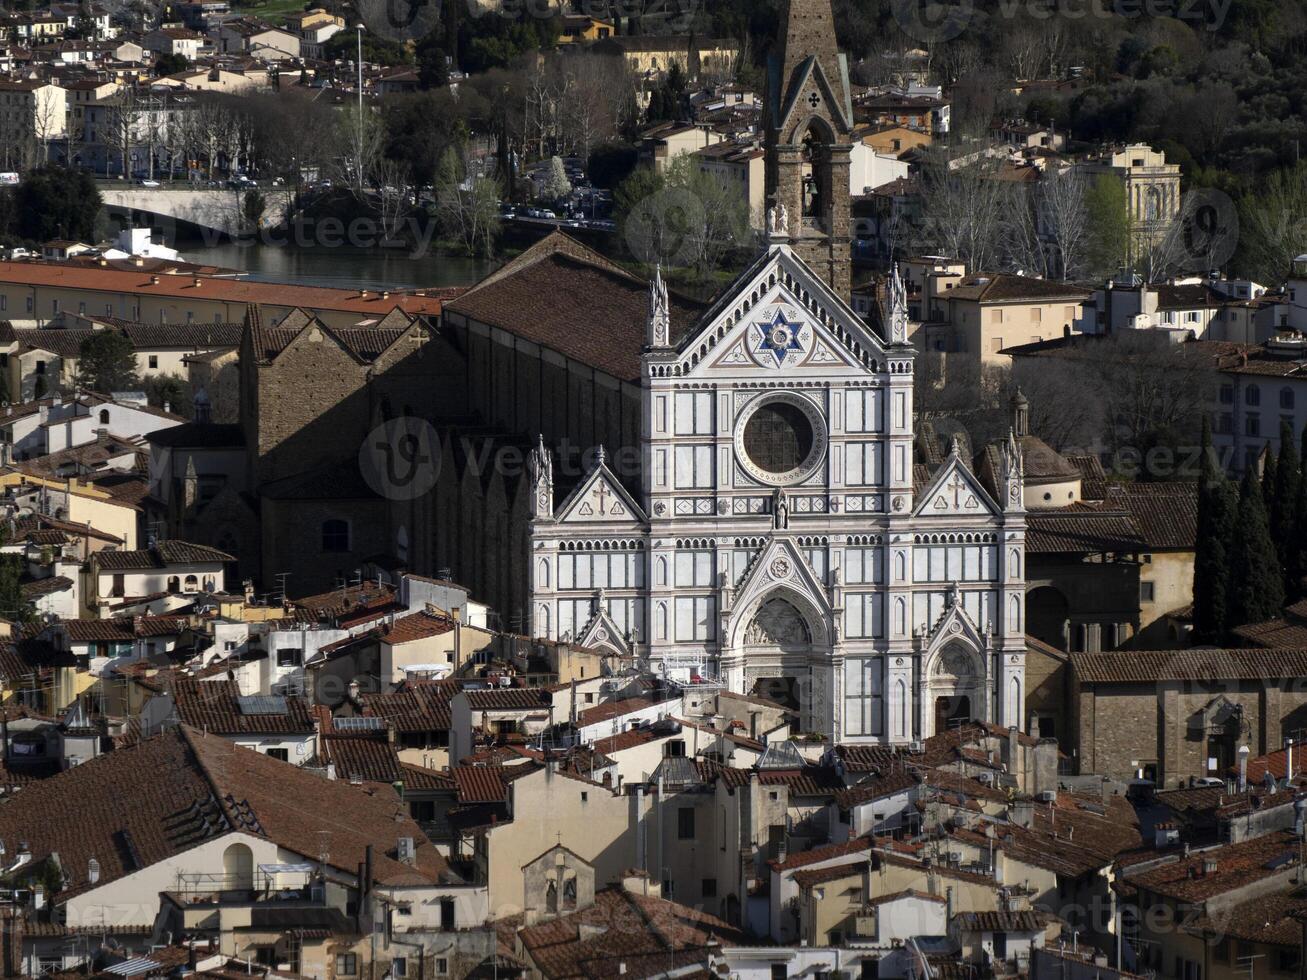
[754,309,805,366]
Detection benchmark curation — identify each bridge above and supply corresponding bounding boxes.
[98,185,294,239]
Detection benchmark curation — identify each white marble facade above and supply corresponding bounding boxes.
[527,246,1028,743]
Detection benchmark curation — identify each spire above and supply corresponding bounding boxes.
[887,263,908,344]
[776,0,845,102]
[766,0,853,299]
[647,263,670,348]
[1011,389,1030,438]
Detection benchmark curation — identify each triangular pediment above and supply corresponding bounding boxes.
[576,607,631,655]
[676,246,885,380]
[925,598,988,656]
[728,537,832,650]
[913,455,1001,519]
[777,54,853,136]
[553,460,646,527]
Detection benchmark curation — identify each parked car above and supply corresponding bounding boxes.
[135,178,160,187]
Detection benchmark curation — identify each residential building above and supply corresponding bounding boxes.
[1075,144,1181,261]
[695,141,766,230]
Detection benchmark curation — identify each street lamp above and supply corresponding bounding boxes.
[355,23,365,189]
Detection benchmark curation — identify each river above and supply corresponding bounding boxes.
[181,241,501,291]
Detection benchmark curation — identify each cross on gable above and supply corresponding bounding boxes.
[947,473,967,508]
[594,482,610,515]
[808,91,821,108]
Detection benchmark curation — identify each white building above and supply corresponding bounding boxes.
[526,251,1027,744]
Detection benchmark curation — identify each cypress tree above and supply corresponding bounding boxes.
[1229,467,1285,629]
[1262,440,1278,515]
[1292,425,1307,600]
[1193,419,1234,642]
[1274,420,1300,583]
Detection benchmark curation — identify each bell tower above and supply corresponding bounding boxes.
[765,0,854,300]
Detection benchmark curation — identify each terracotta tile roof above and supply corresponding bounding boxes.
[19,575,74,599]
[1120,482,1198,551]
[955,910,1057,933]
[398,762,455,791]
[1071,648,1307,683]
[771,836,872,871]
[93,318,245,350]
[291,581,398,621]
[834,743,900,772]
[1189,890,1307,946]
[0,725,453,903]
[445,232,706,383]
[169,678,315,735]
[945,273,1089,303]
[1230,748,1307,783]
[466,687,554,712]
[589,727,667,755]
[953,793,1140,878]
[792,860,869,889]
[835,770,920,807]
[319,732,402,784]
[576,696,657,726]
[382,608,455,644]
[359,681,457,733]
[866,888,947,907]
[93,540,233,570]
[753,767,845,798]
[0,261,458,318]
[452,765,512,804]
[1126,831,1302,902]
[517,886,744,980]
[1025,505,1146,554]
[56,618,135,642]
[11,512,123,545]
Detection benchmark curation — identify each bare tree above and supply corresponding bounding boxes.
[1038,167,1091,280]
[1001,18,1045,82]
[435,146,500,257]
[371,157,410,245]
[102,88,146,177]
[917,149,1009,272]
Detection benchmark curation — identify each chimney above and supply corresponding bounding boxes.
[192,276,201,288]
[1011,799,1034,829]
[150,275,159,285]
[1238,744,1250,792]
[1202,858,1219,876]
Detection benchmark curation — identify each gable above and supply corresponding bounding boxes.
[776,54,854,138]
[913,457,1000,519]
[676,247,885,380]
[554,464,646,527]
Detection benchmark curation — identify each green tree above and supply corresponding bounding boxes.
[1193,418,1236,642]
[540,155,571,201]
[1084,174,1131,277]
[13,165,101,243]
[1291,425,1307,600]
[142,373,192,418]
[1262,439,1278,513]
[416,41,450,89]
[77,331,139,394]
[154,52,188,75]
[242,189,266,230]
[1229,466,1285,630]
[1273,420,1300,586]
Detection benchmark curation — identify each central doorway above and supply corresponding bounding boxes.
[935,694,973,734]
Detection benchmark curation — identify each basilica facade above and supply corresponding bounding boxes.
[525,0,1028,744]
